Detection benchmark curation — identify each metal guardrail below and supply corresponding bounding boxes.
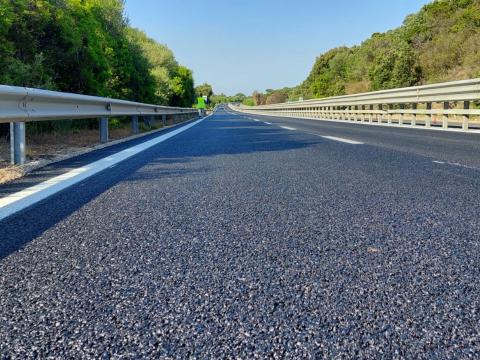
[0,85,199,164]
[232,78,480,132]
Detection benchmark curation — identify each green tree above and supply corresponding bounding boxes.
[195,83,213,98]
[169,66,195,107]
[127,27,179,104]
[291,0,480,98]
[0,0,196,137]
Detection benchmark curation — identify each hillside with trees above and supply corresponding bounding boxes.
[0,0,195,106]
[248,0,480,105]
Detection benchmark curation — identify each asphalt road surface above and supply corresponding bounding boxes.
[0,108,479,358]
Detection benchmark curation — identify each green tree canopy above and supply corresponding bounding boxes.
[195,83,213,98]
[265,0,480,100]
[0,0,194,107]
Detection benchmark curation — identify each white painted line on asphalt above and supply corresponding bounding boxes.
[232,111,480,135]
[280,126,296,131]
[264,122,272,125]
[321,136,363,145]
[0,116,208,221]
[432,160,479,171]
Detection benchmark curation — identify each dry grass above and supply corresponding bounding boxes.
[0,166,25,184]
[0,125,148,165]
[346,80,371,95]
[0,124,164,185]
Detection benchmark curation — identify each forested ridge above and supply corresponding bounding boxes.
[0,0,194,107]
[249,0,480,105]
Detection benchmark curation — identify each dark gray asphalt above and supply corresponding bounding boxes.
[0,109,479,358]
[231,109,480,168]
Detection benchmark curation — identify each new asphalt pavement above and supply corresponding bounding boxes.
[0,108,479,358]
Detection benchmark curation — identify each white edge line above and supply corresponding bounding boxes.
[264,122,272,125]
[432,159,480,170]
[321,136,363,145]
[280,126,296,131]
[0,116,208,221]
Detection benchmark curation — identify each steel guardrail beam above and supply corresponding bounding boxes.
[0,85,199,165]
[232,78,480,132]
[239,79,480,110]
[0,85,197,123]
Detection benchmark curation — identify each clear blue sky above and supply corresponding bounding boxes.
[124,0,432,96]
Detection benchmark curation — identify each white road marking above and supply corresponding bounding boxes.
[264,122,272,125]
[280,126,296,131]
[321,136,363,145]
[231,109,480,134]
[0,117,207,221]
[432,160,479,171]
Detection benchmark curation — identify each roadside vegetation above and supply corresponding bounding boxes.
[0,0,197,174]
[194,83,247,109]
[247,0,480,105]
[0,0,195,136]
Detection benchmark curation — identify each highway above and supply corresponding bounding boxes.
[0,108,479,357]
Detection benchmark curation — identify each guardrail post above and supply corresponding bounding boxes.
[162,114,167,127]
[387,105,392,124]
[399,104,405,125]
[369,105,373,123]
[10,122,26,165]
[442,102,449,129]
[426,103,432,128]
[99,117,108,143]
[412,104,417,126]
[463,101,470,131]
[131,115,139,134]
